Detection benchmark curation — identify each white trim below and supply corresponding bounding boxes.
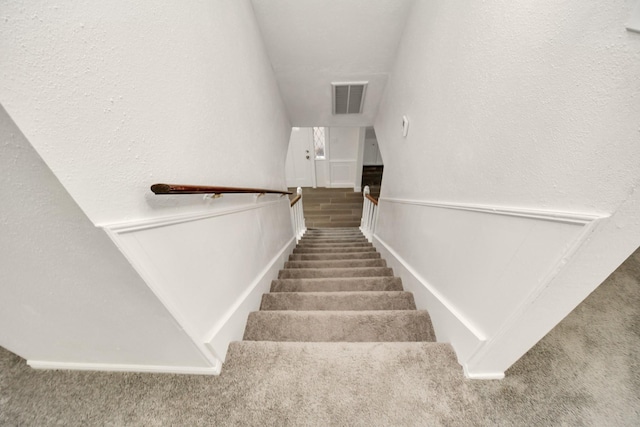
[380,197,602,225]
[99,197,292,371]
[323,127,331,184]
[376,196,608,378]
[27,360,221,375]
[329,159,357,163]
[101,226,221,369]
[354,127,366,193]
[310,128,318,188]
[463,365,504,380]
[328,159,358,188]
[97,198,284,233]
[373,234,486,341]
[204,236,297,360]
[464,213,604,372]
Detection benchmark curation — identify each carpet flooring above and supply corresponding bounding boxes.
[1,234,639,426]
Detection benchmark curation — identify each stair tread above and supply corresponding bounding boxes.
[278,267,393,279]
[296,242,372,247]
[271,277,404,292]
[260,291,416,311]
[294,247,377,253]
[299,238,368,243]
[227,341,455,368]
[284,259,386,269]
[289,252,381,261]
[244,310,435,342]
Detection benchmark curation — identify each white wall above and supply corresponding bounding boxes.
[327,127,362,188]
[106,195,295,363]
[374,0,640,377]
[0,0,291,225]
[0,105,212,374]
[0,1,295,373]
[363,128,383,166]
[251,0,414,127]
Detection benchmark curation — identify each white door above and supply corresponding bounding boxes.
[285,127,314,188]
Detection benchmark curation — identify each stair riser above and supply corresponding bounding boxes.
[260,292,416,311]
[243,311,436,342]
[278,267,393,279]
[305,230,362,235]
[296,242,372,248]
[302,234,365,238]
[293,247,377,254]
[288,252,381,261]
[284,259,386,269]
[299,238,368,244]
[270,277,404,293]
[304,233,364,237]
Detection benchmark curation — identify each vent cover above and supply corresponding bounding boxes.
[332,82,368,115]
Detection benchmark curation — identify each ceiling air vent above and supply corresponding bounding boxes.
[332,82,368,115]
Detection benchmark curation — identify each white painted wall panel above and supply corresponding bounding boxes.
[0,0,294,373]
[374,0,640,376]
[329,162,356,188]
[376,200,590,337]
[0,106,210,371]
[329,127,360,160]
[327,127,360,188]
[108,197,294,362]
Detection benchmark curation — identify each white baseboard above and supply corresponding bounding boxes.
[373,234,486,365]
[27,359,221,375]
[463,365,505,380]
[205,236,297,361]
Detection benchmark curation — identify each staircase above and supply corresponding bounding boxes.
[226,228,453,376]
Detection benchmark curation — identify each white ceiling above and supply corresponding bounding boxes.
[250,0,415,127]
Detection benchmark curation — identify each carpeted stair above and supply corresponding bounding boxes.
[227,227,451,373]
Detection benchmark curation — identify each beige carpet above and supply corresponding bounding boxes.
[1,246,639,425]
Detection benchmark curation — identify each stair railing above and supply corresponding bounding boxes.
[360,185,378,242]
[290,187,306,242]
[151,183,292,197]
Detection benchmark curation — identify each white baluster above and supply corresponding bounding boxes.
[289,187,306,242]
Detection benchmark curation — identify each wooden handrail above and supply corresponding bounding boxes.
[365,193,378,206]
[151,184,292,196]
[290,194,302,207]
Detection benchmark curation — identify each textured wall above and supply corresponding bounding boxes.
[0,105,210,368]
[374,0,640,375]
[376,0,640,213]
[0,0,294,372]
[0,0,291,225]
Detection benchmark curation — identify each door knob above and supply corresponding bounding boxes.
[306,155,310,159]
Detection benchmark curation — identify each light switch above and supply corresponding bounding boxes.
[402,115,409,137]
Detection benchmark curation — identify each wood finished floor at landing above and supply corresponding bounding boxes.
[289,187,369,229]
